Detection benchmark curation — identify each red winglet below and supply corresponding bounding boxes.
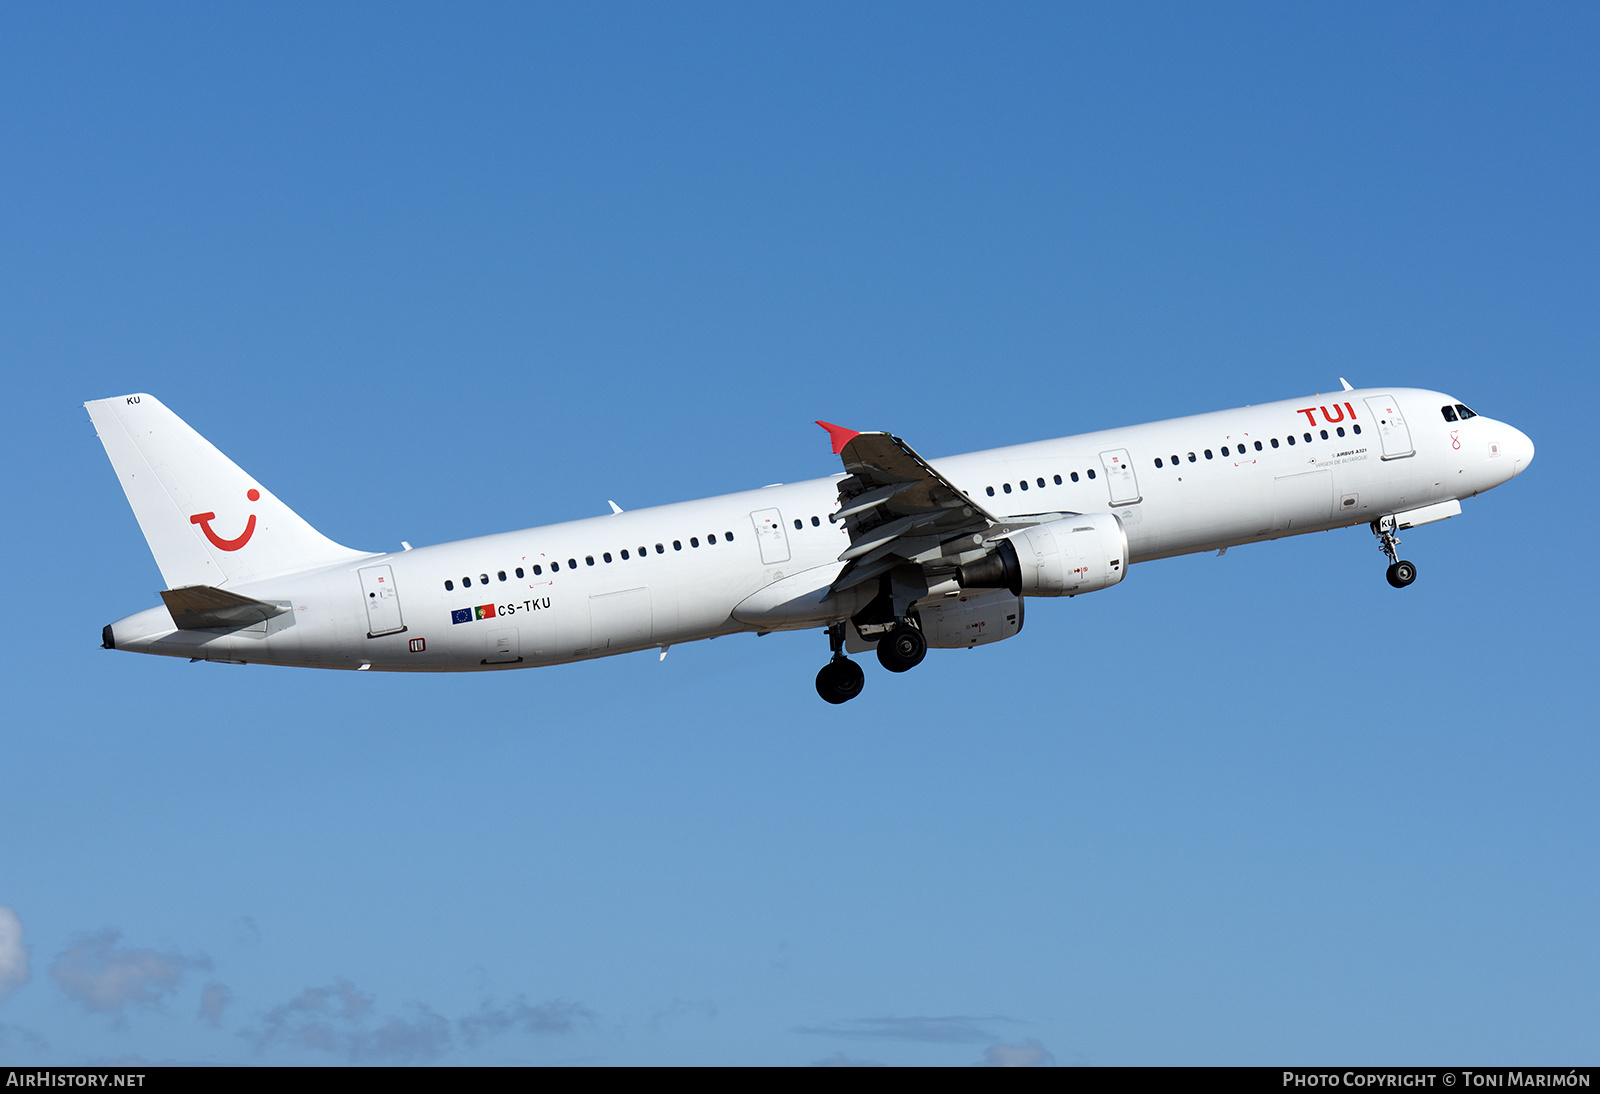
[816,420,861,455]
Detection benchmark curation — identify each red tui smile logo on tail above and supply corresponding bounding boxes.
[190,489,259,551]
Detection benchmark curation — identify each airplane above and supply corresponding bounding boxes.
[87,384,1533,703]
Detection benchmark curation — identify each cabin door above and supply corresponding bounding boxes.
[1364,395,1415,460]
[358,565,406,637]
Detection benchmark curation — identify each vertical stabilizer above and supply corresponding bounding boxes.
[85,393,370,587]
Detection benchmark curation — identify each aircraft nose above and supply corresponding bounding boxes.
[1509,426,1535,477]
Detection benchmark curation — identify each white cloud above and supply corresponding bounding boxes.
[458,995,596,1044]
[976,1039,1055,1067]
[797,1015,1007,1044]
[249,980,452,1064]
[249,982,597,1062]
[649,998,715,1033]
[0,907,29,1001]
[812,1051,885,1066]
[50,930,209,1016]
[199,982,232,1026]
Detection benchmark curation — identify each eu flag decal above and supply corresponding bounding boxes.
[451,608,472,625]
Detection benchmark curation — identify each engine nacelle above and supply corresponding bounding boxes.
[957,514,1128,597]
[915,588,1024,649]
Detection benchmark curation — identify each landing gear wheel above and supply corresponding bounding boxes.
[875,623,927,673]
[816,658,865,704]
[1386,560,1417,588]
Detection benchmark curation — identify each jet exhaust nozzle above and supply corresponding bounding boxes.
[957,540,1022,596]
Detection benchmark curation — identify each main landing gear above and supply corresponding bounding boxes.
[1372,516,1417,589]
[816,622,865,705]
[875,621,927,673]
[814,617,929,703]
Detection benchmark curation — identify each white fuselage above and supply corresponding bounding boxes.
[104,388,1533,671]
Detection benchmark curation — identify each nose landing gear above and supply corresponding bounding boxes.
[1386,560,1417,588]
[1372,516,1418,588]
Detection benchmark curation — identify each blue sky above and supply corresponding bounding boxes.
[1,3,1595,1065]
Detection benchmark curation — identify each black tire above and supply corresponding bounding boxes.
[816,657,865,704]
[1386,560,1417,588]
[875,623,928,673]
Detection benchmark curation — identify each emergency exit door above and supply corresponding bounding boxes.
[1099,449,1142,506]
[750,508,791,564]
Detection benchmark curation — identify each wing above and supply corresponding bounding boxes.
[819,422,1066,596]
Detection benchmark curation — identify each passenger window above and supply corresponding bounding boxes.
[1155,458,1164,468]
[1353,424,1362,434]
[620,550,629,560]
[1186,453,1195,463]
[690,537,699,547]
[726,531,735,539]
[582,557,591,567]
[463,576,472,587]
[1457,404,1476,419]
[1003,483,1012,493]
[793,518,802,529]
[1071,471,1080,481]
[1087,468,1096,478]
[1319,430,1327,440]
[1171,455,1179,465]
[480,574,489,584]
[708,533,717,544]
[1221,446,1229,456]
[673,540,682,551]
[1053,474,1062,485]
[810,517,819,527]
[1304,433,1312,443]
[656,543,665,554]
[1036,477,1045,488]
[1019,480,1029,491]
[515,567,524,578]
[640,546,648,555]
[445,579,454,591]
[1254,441,1262,451]
[533,565,542,575]
[986,486,995,496]
[549,562,558,572]
[1441,405,1459,422]
[498,571,506,581]
[569,559,577,569]
[1287,435,1295,445]
[603,552,612,563]
[1204,450,1213,460]
[1336,427,1345,437]
[1271,438,1279,448]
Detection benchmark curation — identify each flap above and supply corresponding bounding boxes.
[819,426,998,593]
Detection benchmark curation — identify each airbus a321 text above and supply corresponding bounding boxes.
[88,385,1533,703]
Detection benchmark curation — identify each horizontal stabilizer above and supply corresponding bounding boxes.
[160,585,289,630]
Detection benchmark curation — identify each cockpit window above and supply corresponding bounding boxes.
[1441,405,1458,422]
[1456,403,1477,419]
